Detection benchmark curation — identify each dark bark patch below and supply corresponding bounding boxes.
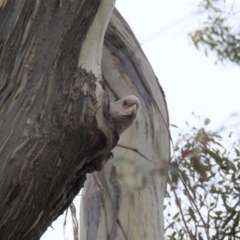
[0,1,121,239]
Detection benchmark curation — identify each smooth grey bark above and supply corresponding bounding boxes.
[0,0,117,239]
[79,9,170,240]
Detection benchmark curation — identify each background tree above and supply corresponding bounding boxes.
[165,117,240,240]
[165,1,240,238]
[190,0,240,65]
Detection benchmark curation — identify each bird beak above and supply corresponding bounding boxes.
[132,104,137,110]
[129,103,138,116]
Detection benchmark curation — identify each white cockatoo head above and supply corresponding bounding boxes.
[110,95,140,134]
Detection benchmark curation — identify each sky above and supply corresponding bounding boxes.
[42,0,240,239]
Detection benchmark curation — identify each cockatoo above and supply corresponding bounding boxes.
[110,95,140,134]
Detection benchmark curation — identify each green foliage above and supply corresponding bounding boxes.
[190,0,240,65]
[165,117,240,240]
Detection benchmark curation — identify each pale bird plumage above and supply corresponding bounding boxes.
[110,95,140,134]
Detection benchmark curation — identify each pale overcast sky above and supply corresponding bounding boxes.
[42,1,240,239]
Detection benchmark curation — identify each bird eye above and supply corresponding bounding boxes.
[122,100,127,108]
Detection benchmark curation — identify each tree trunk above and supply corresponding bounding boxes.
[0,0,117,239]
[79,9,170,240]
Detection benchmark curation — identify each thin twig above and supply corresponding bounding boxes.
[180,175,211,240]
[168,175,194,240]
[117,144,169,170]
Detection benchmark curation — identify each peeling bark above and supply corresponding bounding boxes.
[0,0,117,239]
[80,9,170,240]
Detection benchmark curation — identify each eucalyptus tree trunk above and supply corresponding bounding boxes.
[0,0,118,239]
[79,9,170,240]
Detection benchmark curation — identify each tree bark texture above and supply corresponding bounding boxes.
[80,9,170,240]
[0,0,117,239]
